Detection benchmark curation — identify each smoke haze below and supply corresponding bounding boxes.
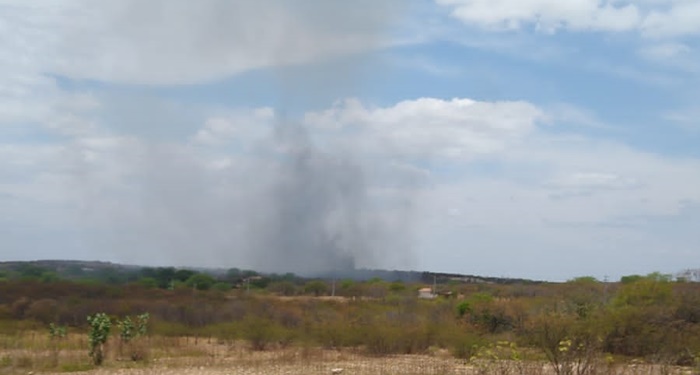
[55,0,416,275]
[68,115,416,276]
[250,121,382,274]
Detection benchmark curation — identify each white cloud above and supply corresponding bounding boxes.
[305,98,543,159]
[640,42,691,59]
[0,0,404,149]
[415,130,700,279]
[304,97,700,277]
[545,103,616,129]
[0,3,102,139]
[2,93,700,279]
[663,106,700,131]
[193,108,275,145]
[0,2,68,124]
[435,0,641,32]
[436,0,700,38]
[638,42,700,73]
[431,0,700,87]
[641,1,700,37]
[549,171,641,190]
[496,134,700,222]
[13,0,400,85]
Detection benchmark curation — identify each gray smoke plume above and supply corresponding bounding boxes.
[67,117,415,276]
[56,1,416,276]
[249,121,372,275]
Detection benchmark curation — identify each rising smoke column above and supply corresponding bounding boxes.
[51,1,416,275]
[247,120,376,275]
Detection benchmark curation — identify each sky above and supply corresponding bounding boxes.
[1,0,699,281]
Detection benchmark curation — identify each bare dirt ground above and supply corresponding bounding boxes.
[42,355,472,375]
[2,336,694,375]
[32,351,473,375]
[3,336,474,375]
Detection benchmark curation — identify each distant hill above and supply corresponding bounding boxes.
[0,259,541,285]
[0,259,139,272]
[314,268,541,284]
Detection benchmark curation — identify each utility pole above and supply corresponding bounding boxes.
[433,274,437,297]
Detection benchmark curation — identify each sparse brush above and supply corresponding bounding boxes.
[48,322,67,368]
[117,312,150,362]
[87,312,111,366]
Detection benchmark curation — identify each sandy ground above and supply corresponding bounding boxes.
[2,337,692,375]
[41,356,472,375]
[4,342,476,375]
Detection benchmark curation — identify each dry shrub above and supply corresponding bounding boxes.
[0,305,10,320]
[313,321,354,349]
[450,331,484,360]
[10,297,31,319]
[127,339,150,362]
[361,324,397,356]
[25,299,58,324]
[14,354,33,369]
[240,315,290,351]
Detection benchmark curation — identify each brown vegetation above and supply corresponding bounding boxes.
[1,269,700,374]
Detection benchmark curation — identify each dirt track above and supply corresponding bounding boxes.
[40,354,472,375]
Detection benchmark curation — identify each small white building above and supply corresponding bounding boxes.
[418,287,436,299]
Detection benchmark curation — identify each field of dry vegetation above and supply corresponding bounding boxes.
[2,332,696,375]
[2,265,700,374]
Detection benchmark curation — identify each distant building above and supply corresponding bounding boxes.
[418,287,436,299]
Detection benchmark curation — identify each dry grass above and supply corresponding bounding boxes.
[1,332,698,375]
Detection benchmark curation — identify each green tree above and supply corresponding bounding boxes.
[39,271,59,283]
[457,301,471,317]
[389,281,407,293]
[564,277,604,318]
[137,277,158,289]
[605,273,679,358]
[339,279,364,297]
[620,274,643,284]
[225,268,242,281]
[87,313,111,365]
[250,277,270,289]
[174,269,196,283]
[615,273,672,307]
[528,312,602,375]
[17,264,48,280]
[304,280,328,296]
[185,273,217,291]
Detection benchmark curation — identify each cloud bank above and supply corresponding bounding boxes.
[435,0,700,37]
